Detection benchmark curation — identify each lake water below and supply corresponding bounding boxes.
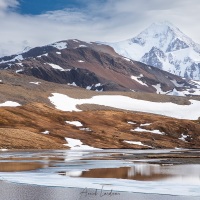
[0,149,200,199]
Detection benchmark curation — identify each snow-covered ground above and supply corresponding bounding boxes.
[131,74,148,86]
[179,134,189,142]
[0,55,24,64]
[152,84,168,94]
[78,60,85,63]
[124,140,152,148]
[67,82,77,87]
[49,93,200,120]
[41,130,49,135]
[132,127,165,135]
[140,123,152,126]
[167,88,200,96]
[127,121,137,125]
[66,121,83,127]
[0,101,21,107]
[37,53,48,58]
[64,138,100,150]
[50,41,67,50]
[46,63,65,71]
[79,45,87,48]
[16,69,24,73]
[29,82,41,85]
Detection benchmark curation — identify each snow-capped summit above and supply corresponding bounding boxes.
[107,21,200,80]
[132,21,199,52]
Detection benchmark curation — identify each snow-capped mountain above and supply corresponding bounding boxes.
[0,39,197,95]
[107,21,200,80]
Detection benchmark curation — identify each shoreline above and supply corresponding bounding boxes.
[0,181,199,200]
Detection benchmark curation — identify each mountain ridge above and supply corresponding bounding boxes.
[106,21,200,80]
[0,39,197,96]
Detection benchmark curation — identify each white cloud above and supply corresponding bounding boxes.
[0,0,200,56]
[0,0,18,14]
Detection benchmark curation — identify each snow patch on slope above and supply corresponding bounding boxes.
[124,140,152,148]
[29,82,41,85]
[152,84,167,94]
[46,63,65,71]
[132,127,165,135]
[48,93,200,120]
[179,134,189,142]
[41,130,49,135]
[131,74,148,86]
[64,138,100,150]
[0,101,21,107]
[50,42,67,50]
[0,55,24,64]
[66,121,83,127]
[37,53,48,58]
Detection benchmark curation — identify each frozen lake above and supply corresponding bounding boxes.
[0,149,200,200]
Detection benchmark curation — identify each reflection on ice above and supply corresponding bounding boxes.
[128,164,161,176]
[0,149,200,197]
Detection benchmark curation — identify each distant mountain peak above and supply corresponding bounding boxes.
[106,21,200,80]
[131,21,195,52]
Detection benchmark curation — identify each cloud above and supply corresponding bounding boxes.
[0,0,18,13]
[0,0,200,56]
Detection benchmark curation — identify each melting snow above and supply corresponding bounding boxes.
[86,85,92,90]
[122,57,131,61]
[132,127,165,135]
[50,42,67,50]
[152,84,167,94]
[78,60,85,63]
[127,121,137,125]
[46,63,65,71]
[131,75,148,86]
[41,130,49,135]
[12,55,23,62]
[140,123,151,126]
[67,82,77,87]
[79,127,92,132]
[95,83,101,87]
[167,88,186,97]
[124,140,152,148]
[48,93,200,120]
[0,101,21,107]
[166,87,200,97]
[16,69,24,73]
[37,53,48,58]
[66,121,83,127]
[16,63,23,67]
[64,138,100,150]
[79,45,87,48]
[56,52,61,55]
[29,82,41,85]
[179,134,189,142]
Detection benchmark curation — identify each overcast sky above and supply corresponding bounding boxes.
[0,0,200,56]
